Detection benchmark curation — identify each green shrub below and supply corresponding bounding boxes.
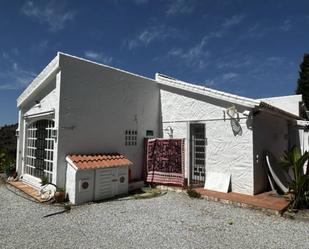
[3,159,16,176]
[40,176,49,186]
[0,149,15,176]
[280,146,309,209]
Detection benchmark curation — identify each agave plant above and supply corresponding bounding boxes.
[280,146,309,209]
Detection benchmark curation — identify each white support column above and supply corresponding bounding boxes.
[52,71,61,185]
[16,110,23,175]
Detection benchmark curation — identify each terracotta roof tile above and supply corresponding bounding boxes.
[67,153,133,170]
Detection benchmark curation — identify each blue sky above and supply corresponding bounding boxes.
[0,0,309,125]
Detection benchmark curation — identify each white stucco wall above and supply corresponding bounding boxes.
[75,169,95,204]
[66,163,96,205]
[160,85,254,195]
[55,54,161,188]
[17,74,60,180]
[253,112,289,194]
[65,163,76,203]
[259,95,302,116]
[20,76,57,119]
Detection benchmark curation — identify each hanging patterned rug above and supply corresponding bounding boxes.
[145,138,185,186]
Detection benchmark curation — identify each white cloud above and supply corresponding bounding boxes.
[222,72,238,80]
[167,48,183,57]
[204,79,215,86]
[280,19,292,32]
[241,22,265,39]
[216,55,252,69]
[111,0,148,5]
[166,0,195,16]
[21,1,76,32]
[266,56,285,63]
[84,51,113,64]
[167,32,223,70]
[0,62,36,90]
[2,52,9,59]
[127,40,139,50]
[127,25,178,50]
[132,0,148,4]
[222,15,245,28]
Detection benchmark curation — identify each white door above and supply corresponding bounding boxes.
[94,167,128,201]
[94,168,116,200]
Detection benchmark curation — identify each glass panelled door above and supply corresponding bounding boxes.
[24,119,54,182]
[190,123,206,186]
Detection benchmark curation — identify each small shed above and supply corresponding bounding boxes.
[65,153,132,204]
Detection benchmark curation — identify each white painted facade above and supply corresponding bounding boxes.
[16,52,307,198]
[156,74,306,195]
[159,86,254,194]
[16,53,160,191]
[259,95,302,116]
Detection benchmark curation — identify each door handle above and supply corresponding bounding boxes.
[112,179,117,182]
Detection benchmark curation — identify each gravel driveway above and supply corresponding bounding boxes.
[1,183,309,249]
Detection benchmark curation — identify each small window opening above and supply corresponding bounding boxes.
[125,130,137,146]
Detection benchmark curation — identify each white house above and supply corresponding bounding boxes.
[16,52,309,202]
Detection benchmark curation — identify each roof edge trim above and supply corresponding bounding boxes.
[17,54,60,107]
[155,73,260,108]
[58,52,157,84]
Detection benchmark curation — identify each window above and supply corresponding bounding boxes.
[146,130,154,137]
[125,130,137,146]
[24,119,55,182]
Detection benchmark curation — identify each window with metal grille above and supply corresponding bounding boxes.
[125,130,137,146]
[24,119,55,182]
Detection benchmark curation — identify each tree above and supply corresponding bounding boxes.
[296,53,309,112]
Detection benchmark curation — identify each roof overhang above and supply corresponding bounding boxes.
[257,101,304,121]
[65,153,133,171]
[156,73,304,121]
[17,54,60,108]
[156,73,260,108]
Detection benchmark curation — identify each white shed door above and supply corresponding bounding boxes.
[94,168,117,200]
[94,167,128,201]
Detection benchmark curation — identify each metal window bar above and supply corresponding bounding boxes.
[190,123,206,187]
[24,120,55,183]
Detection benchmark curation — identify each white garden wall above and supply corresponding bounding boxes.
[160,85,255,195]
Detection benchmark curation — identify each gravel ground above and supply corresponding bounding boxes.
[1,183,309,249]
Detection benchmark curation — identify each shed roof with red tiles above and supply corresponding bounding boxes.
[66,153,133,170]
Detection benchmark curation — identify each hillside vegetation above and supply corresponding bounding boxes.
[0,123,18,158]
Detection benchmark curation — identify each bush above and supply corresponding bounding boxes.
[280,146,309,209]
[3,159,16,177]
[0,149,16,176]
[40,176,49,186]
